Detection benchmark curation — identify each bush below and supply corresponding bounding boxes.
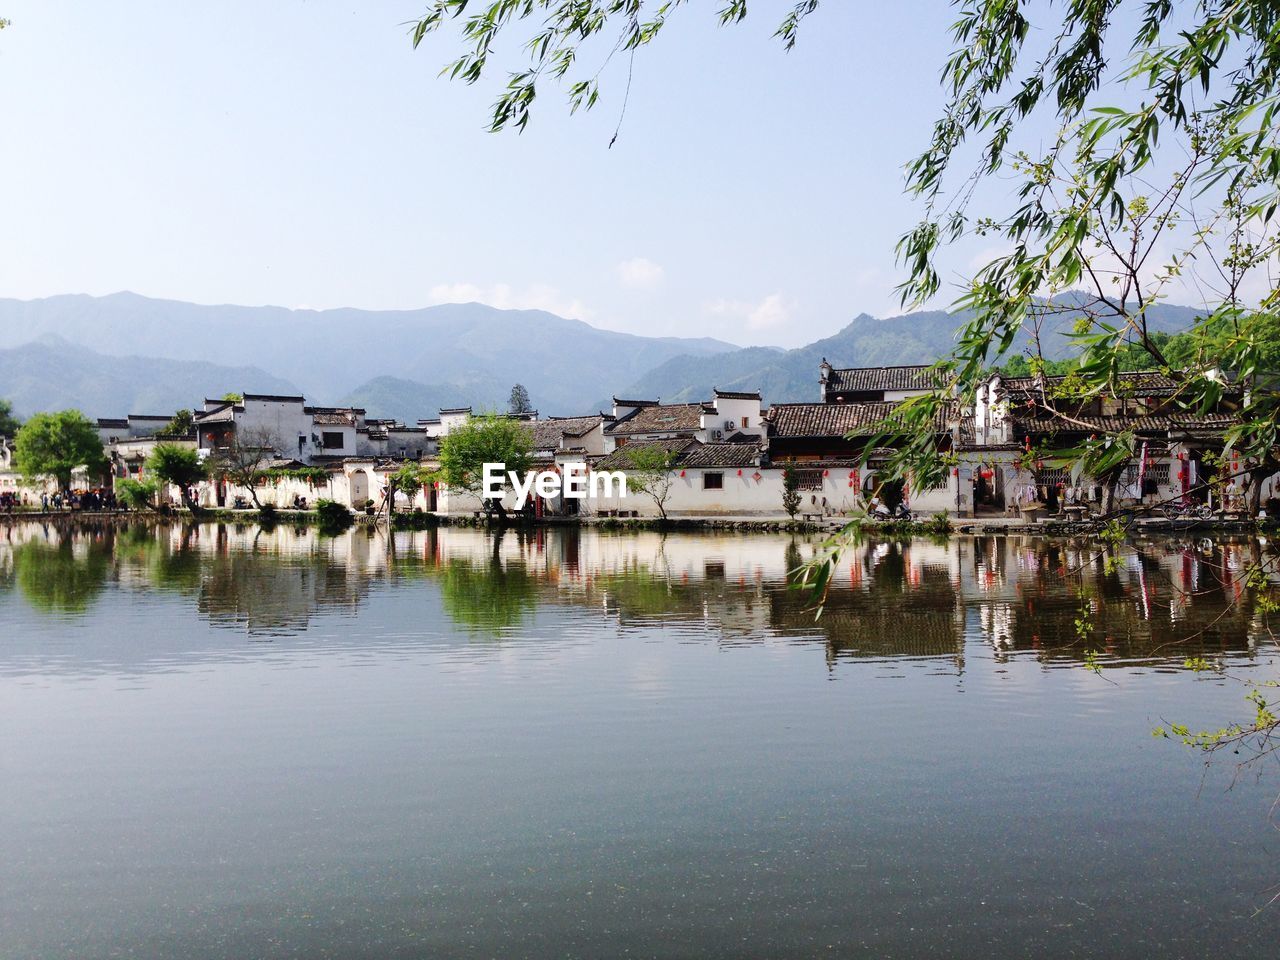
[316,498,354,531]
[116,477,157,510]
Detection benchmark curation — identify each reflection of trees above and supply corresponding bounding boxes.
[14,536,111,615]
[437,554,539,634]
[116,524,204,595]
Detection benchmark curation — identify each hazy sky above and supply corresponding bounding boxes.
[0,1,987,347]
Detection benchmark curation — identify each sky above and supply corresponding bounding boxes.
[0,1,992,347]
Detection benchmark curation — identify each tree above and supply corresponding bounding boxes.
[386,461,434,518]
[208,425,279,509]
[436,413,533,521]
[0,399,20,438]
[163,409,196,436]
[619,444,678,522]
[146,443,207,512]
[781,465,801,520]
[14,410,108,493]
[116,477,158,510]
[508,384,534,415]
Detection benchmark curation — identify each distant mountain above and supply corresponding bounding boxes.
[0,293,738,414]
[339,376,487,423]
[0,336,302,419]
[614,297,1205,405]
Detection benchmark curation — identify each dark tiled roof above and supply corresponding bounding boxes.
[243,393,307,403]
[1000,371,1238,399]
[594,438,694,470]
[678,442,763,468]
[767,402,957,438]
[595,438,761,471]
[713,387,762,400]
[439,406,472,415]
[612,397,658,407]
[194,406,237,423]
[607,403,706,436]
[826,365,945,393]
[1013,411,1239,436]
[97,418,129,428]
[530,415,604,451]
[312,412,358,426]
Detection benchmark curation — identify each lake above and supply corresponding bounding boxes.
[2,521,1279,958]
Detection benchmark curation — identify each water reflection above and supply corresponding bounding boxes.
[1,521,1275,669]
[4,521,1280,959]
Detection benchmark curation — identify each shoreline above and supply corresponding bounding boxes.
[0,508,1271,537]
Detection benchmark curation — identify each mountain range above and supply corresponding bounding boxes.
[0,292,1205,421]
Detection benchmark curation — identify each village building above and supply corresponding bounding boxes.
[606,389,765,446]
[973,371,1248,516]
[819,361,946,403]
[585,438,771,518]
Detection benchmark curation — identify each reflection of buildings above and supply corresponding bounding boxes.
[4,520,1276,670]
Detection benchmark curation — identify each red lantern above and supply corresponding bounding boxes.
[737,469,742,476]
[680,470,686,477]
[823,469,829,477]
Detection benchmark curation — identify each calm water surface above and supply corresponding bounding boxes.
[2,521,1279,959]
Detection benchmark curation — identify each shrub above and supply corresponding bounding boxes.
[316,498,354,531]
[116,477,157,510]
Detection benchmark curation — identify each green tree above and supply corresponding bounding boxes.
[781,464,801,520]
[508,383,533,415]
[116,476,158,510]
[386,461,434,518]
[146,443,207,512]
[618,444,678,522]
[14,410,108,493]
[0,398,20,438]
[163,409,196,436]
[436,413,533,521]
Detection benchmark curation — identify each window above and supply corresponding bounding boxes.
[322,431,344,450]
[703,472,724,490]
[741,417,749,428]
[794,469,823,491]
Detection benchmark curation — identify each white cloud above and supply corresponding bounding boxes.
[706,292,795,331]
[615,257,665,291]
[428,282,592,320]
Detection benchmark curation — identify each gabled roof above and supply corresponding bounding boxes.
[593,438,761,471]
[607,402,707,436]
[1012,410,1239,436]
[530,415,605,451]
[999,370,1240,400]
[826,365,945,394]
[678,442,763,468]
[768,401,957,438]
[311,411,359,426]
